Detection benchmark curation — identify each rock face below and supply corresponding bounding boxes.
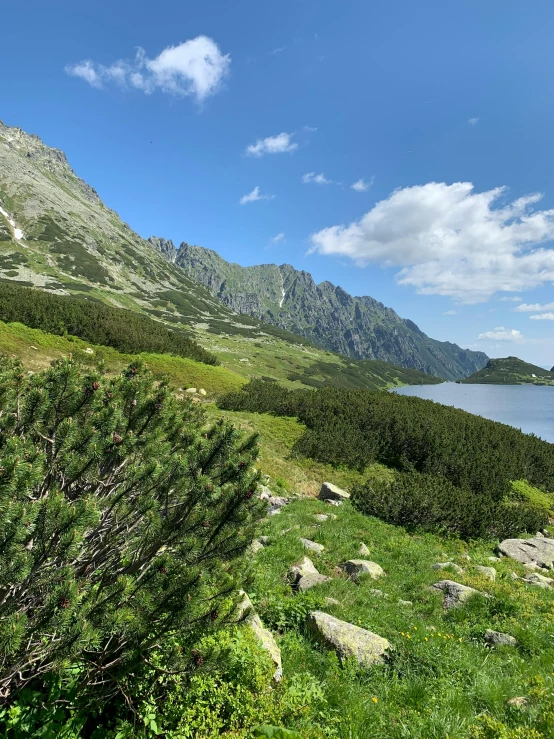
[147,236,177,262]
[236,593,282,681]
[307,611,391,667]
[174,243,488,380]
[319,482,350,503]
[484,630,517,647]
[497,538,554,569]
[342,560,384,581]
[432,580,486,609]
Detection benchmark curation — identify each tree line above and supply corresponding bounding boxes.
[0,282,219,365]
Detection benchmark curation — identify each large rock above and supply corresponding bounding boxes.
[319,482,350,503]
[306,611,390,667]
[484,629,517,647]
[300,538,325,554]
[431,580,486,609]
[236,592,282,681]
[289,556,331,592]
[523,572,553,589]
[497,537,554,569]
[342,559,384,581]
[476,566,496,581]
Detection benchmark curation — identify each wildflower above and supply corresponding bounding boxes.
[424,637,428,642]
[437,632,441,636]
[458,638,462,642]
[407,634,411,639]
[372,697,378,704]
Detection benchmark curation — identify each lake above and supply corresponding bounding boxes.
[394,382,554,443]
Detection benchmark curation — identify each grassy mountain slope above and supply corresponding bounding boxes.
[168,242,488,380]
[0,119,441,392]
[461,356,554,385]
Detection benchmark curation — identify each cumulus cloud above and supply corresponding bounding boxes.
[308,181,554,303]
[351,177,374,192]
[246,133,297,157]
[477,327,523,341]
[515,302,554,312]
[468,117,480,125]
[270,232,286,244]
[65,36,230,102]
[529,312,554,321]
[239,186,275,205]
[302,172,332,185]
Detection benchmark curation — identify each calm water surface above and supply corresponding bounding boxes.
[393,383,554,443]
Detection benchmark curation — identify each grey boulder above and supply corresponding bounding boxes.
[432,580,487,609]
[289,557,330,592]
[432,562,464,575]
[342,559,384,581]
[476,566,496,581]
[359,543,371,556]
[300,538,325,554]
[319,482,350,502]
[484,629,517,647]
[306,611,391,668]
[497,537,554,569]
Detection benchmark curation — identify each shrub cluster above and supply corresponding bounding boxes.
[219,380,554,538]
[0,282,219,365]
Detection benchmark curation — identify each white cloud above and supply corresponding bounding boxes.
[303,125,318,132]
[500,296,523,302]
[65,36,230,102]
[515,302,554,312]
[443,310,457,315]
[308,181,554,303]
[302,172,332,185]
[351,177,374,192]
[468,117,480,125]
[270,232,286,244]
[246,132,297,157]
[239,186,275,205]
[530,312,554,321]
[477,327,523,341]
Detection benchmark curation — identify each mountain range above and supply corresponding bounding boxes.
[0,118,486,382]
[149,239,488,380]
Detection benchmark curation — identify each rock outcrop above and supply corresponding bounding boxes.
[497,537,554,569]
[319,482,350,503]
[306,611,391,667]
[484,630,517,647]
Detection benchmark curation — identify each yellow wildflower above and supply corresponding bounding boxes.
[372,697,378,704]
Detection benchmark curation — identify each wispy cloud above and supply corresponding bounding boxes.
[309,181,554,303]
[246,132,297,157]
[529,312,554,321]
[270,232,286,244]
[478,327,523,341]
[443,310,457,315]
[302,172,332,185]
[303,125,318,132]
[351,177,374,192]
[270,46,287,55]
[515,302,554,312]
[468,117,480,125]
[239,186,275,205]
[500,296,523,302]
[65,36,230,102]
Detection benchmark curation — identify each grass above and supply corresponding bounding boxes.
[247,498,554,738]
[0,321,245,395]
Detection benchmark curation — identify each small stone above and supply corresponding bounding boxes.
[523,572,553,588]
[325,499,342,507]
[398,599,413,606]
[198,388,207,396]
[30,345,38,350]
[476,566,496,581]
[300,538,325,554]
[460,554,472,561]
[297,573,332,592]
[369,588,385,597]
[185,387,197,394]
[259,536,270,545]
[484,629,517,647]
[314,514,329,522]
[84,348,94,354]
[488,556,501,562]
[325,597,341,606]
[306,611,391,667]
[432,562,464,575]
[319,482,350,502]
[359,543,370,556]
[250,539,264,553]
[507,697,528,708]
[289,557,320,582]
[432,580,487,609]
[342,560,384,581]
[268,508,281,516]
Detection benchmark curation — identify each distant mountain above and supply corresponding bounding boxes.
[460,356,554,386]
[0,118,442,392]
[150,241,488,380]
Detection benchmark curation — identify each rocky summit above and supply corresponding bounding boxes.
[153,241,489,379]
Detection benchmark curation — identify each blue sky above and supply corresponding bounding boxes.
[2,0,554,366]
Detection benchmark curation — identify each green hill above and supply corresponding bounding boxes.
[460,356,554,385]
